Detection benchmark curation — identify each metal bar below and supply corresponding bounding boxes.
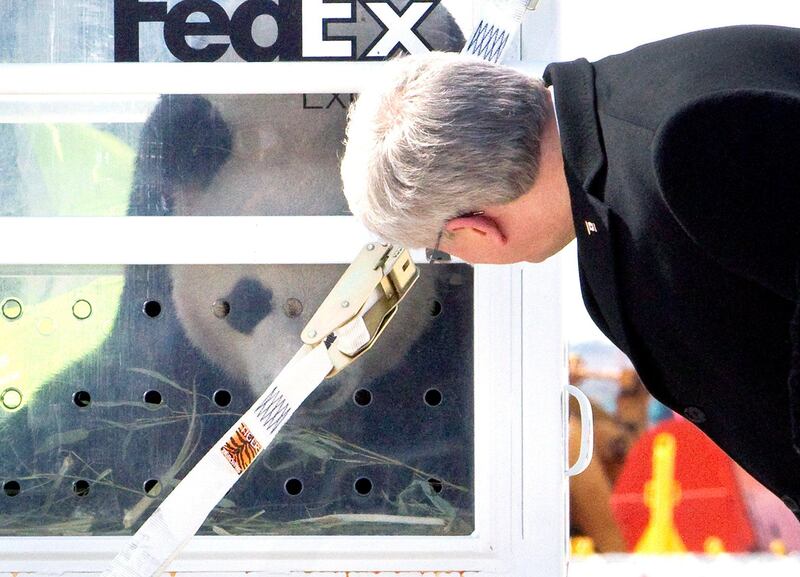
[0,61,551,98]
[0,216,389,265]
[0,62,386,96]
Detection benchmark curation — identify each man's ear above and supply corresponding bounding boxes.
[444,214,508,246]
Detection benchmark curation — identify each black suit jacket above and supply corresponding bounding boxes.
[544,25,800,516]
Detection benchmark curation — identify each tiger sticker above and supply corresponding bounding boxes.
[221,423,263,475]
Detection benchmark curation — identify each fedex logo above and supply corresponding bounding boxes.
[115,0,441,62]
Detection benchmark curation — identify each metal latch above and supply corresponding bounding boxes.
[302,243,419,377]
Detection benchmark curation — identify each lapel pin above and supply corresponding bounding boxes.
[585,221,598,235]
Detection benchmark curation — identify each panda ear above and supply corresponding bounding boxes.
[417,4,466,53]
[129,95,232,216]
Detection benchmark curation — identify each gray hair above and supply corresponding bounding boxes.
[341,51,551,248]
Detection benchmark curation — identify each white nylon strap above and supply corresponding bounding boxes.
[334,287,382,356]
[462,0,533,63]
[102,343,335,577]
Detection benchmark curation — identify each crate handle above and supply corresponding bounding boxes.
[566,385,594,477]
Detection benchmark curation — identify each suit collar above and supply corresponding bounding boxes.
[543,59,607,196]
[544,59,633,357]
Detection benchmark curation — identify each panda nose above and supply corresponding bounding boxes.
[224,278,274,335]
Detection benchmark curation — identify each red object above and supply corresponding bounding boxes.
[611,417,755,552]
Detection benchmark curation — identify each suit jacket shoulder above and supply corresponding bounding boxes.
[591,25,800,133]
[548,25,800,298]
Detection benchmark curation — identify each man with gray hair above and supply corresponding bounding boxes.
[341,25,800,520]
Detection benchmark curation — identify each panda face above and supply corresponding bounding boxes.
[169,258,440,396]
[170,264,345,391]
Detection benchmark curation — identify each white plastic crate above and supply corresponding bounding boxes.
[0,2,583,574]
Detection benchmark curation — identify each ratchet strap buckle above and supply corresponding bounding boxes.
[302,243,419,377]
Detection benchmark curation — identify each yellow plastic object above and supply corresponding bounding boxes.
[0,123,135,410]
[769,539,787,556]
[0,275,124,410]
[26,123,135,216]
[703,536,726,555]
[635,432,687,553]
[570,537,596,556]
[302,244,419,377]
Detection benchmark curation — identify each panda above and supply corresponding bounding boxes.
[0,1,475,538]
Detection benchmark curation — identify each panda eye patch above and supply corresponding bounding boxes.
[222,278,274,335]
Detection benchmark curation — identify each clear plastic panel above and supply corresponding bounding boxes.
[0,0,477,541]
[0,0,468,63]
[2,94,366,217]
[0,263,474,536]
